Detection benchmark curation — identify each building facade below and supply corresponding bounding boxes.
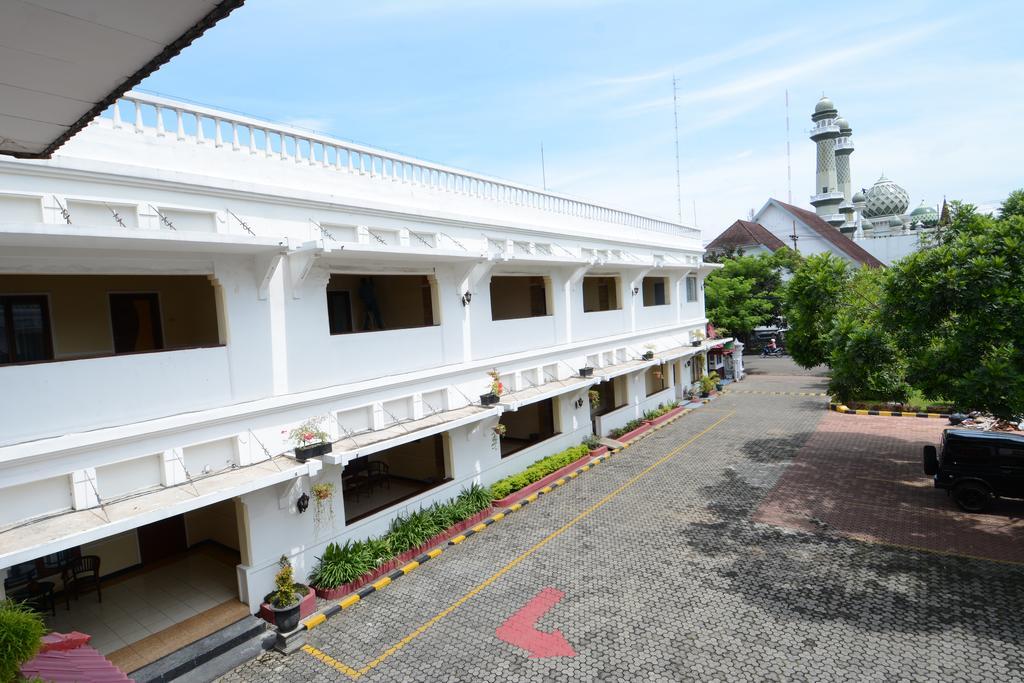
[0,93,720,645]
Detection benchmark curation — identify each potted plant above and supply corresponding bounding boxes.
[699,372,719,398]
[588,389,601,410]
[491,423,507,448]
[690,329,705,347]
[288,417,332,461]
[641,343,655,361]
[311,482,335,530]
[578,366,594,377]
[481,369,503,405]
[267,556,304,633]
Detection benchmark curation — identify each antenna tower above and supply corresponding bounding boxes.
[673,74,683,224]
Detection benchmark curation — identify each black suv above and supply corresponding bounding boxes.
[923,429,1024,512]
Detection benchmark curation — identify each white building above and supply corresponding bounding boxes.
[0,92,721,653]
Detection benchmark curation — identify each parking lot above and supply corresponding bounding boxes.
[223,357,1024,682]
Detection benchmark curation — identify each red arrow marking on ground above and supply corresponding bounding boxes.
[495,587,576,658]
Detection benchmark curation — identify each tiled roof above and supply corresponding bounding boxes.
[771,200,884,268]
[706,220,788,252]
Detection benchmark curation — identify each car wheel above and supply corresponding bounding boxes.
[953,481,992,513]
[922,445,938,476]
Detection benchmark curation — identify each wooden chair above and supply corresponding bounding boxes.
[366,461,390,492]
[62,555,101,609]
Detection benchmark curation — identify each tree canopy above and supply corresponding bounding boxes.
[781,252,850,368]
[1000,188,1024,220]
[884,205,1024,419]
[703,249,798,338]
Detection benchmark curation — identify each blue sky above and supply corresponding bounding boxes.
[140,0,1023,240]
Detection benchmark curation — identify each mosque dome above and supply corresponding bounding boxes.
[862,175,910,218]
[834,116,850,131]
[852,190,866,205]
[814,96,835,114]
[909,201,939,222]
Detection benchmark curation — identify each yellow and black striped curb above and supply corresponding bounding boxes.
[830,403,950,419]
[727,389,829,397]
[298,450,616,634]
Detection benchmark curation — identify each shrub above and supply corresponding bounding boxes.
[269,556,299,608]
[489,444,590,499]
[308,484,494,590]
[609,419,647,439]
[0,600,45,682]
[583,435,601,451]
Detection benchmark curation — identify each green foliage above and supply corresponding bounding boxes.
[309,484,495,590]
[0,600,45,682]
[827,267,910,404]
[884,208,1024,419]
[609,419,647,439]
[999,188,1024,220]
[782,252,851,368]
[699,371,720,395]
[704,252,791,336]
[270,556,300,608]
[489,444,591,499]
[583,435,601,450]
[642,401,681,421]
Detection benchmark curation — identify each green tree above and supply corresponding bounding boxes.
[1000,188,1024,220]
[704,249,799,338]
[782,252,850,368]
[827,267,910,403]
[884,208,1024,419]
[0,600,46,682]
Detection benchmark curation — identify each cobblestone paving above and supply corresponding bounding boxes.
[222,358,1024,683]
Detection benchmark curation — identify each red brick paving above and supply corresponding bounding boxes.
[754,411,1024,563]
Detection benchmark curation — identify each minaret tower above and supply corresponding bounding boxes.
[809,96,844,227]
[833,115,855,232]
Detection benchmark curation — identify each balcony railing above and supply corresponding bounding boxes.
[809,123,840,138]
[103,92,700,240]
[810,191,845,205]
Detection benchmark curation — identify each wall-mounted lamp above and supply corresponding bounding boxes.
[297,492,310,514]
[631,287,640,296]
[685,360,691,367]
[461,291,472,306]
[574,397,585,409]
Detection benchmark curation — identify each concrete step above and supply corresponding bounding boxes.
[130,616,271,683]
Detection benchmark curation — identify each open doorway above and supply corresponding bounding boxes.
[342,434,450,523]
[326,274,437,334]
[499,398,559,457]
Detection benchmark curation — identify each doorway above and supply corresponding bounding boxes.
[109,293,163,353]
[137,514,187,564]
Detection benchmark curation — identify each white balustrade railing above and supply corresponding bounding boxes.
[105,92,699,239]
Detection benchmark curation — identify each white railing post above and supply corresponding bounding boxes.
[155,105,165,136]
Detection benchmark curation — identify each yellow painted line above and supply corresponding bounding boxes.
[372,577,391,590]
[568,472,578,478]
[400,561,419,574]
[539,486,553,494]
[304,410,734,679]
[580,465,590,471]
[508,503,522,511]
[303,644,362,680]
[490,512,505,522]
[338,593,360,609]
[525,493,539,502]
[470,523,487,532]
[555,478,566,486]
[427,548,443,559]
[304,613,327,629]
[450,534,467,544]
[879,410,892,417]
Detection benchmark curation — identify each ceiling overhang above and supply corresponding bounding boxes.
[0,0,244,159]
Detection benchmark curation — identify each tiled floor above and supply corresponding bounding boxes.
[45,547,241,656]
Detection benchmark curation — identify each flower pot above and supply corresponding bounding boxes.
[715,383,723,391]
[691,340,702,347]
[269,601,301,633]
[641,351,654,361]
[295,441,332,461]
[480,392,500,406]
[700,391,709,398]
[578,367,594,378]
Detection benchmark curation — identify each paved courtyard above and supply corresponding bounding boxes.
[223,357,1024,682]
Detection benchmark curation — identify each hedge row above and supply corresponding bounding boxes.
[490,444,591,500]
[309,484,492,590]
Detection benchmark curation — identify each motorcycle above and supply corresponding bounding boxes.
[760,346,786,358]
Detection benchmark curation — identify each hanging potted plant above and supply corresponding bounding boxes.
[267,556,304,633]
[481,369,503,405]
[578,366,594,378]
[641,343,655,361]
[491,423,507,448]
[288,417,332,461]
[311,482,336,530]
[690,329,705,347]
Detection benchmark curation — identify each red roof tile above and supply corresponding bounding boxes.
[771,200,884,268]
[706,219,788,253]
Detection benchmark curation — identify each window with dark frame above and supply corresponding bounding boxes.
[0,295,54,365]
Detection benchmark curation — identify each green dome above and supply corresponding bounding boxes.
[814,96,836,114]
[834,116,850,131]
[909,202,938,220]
